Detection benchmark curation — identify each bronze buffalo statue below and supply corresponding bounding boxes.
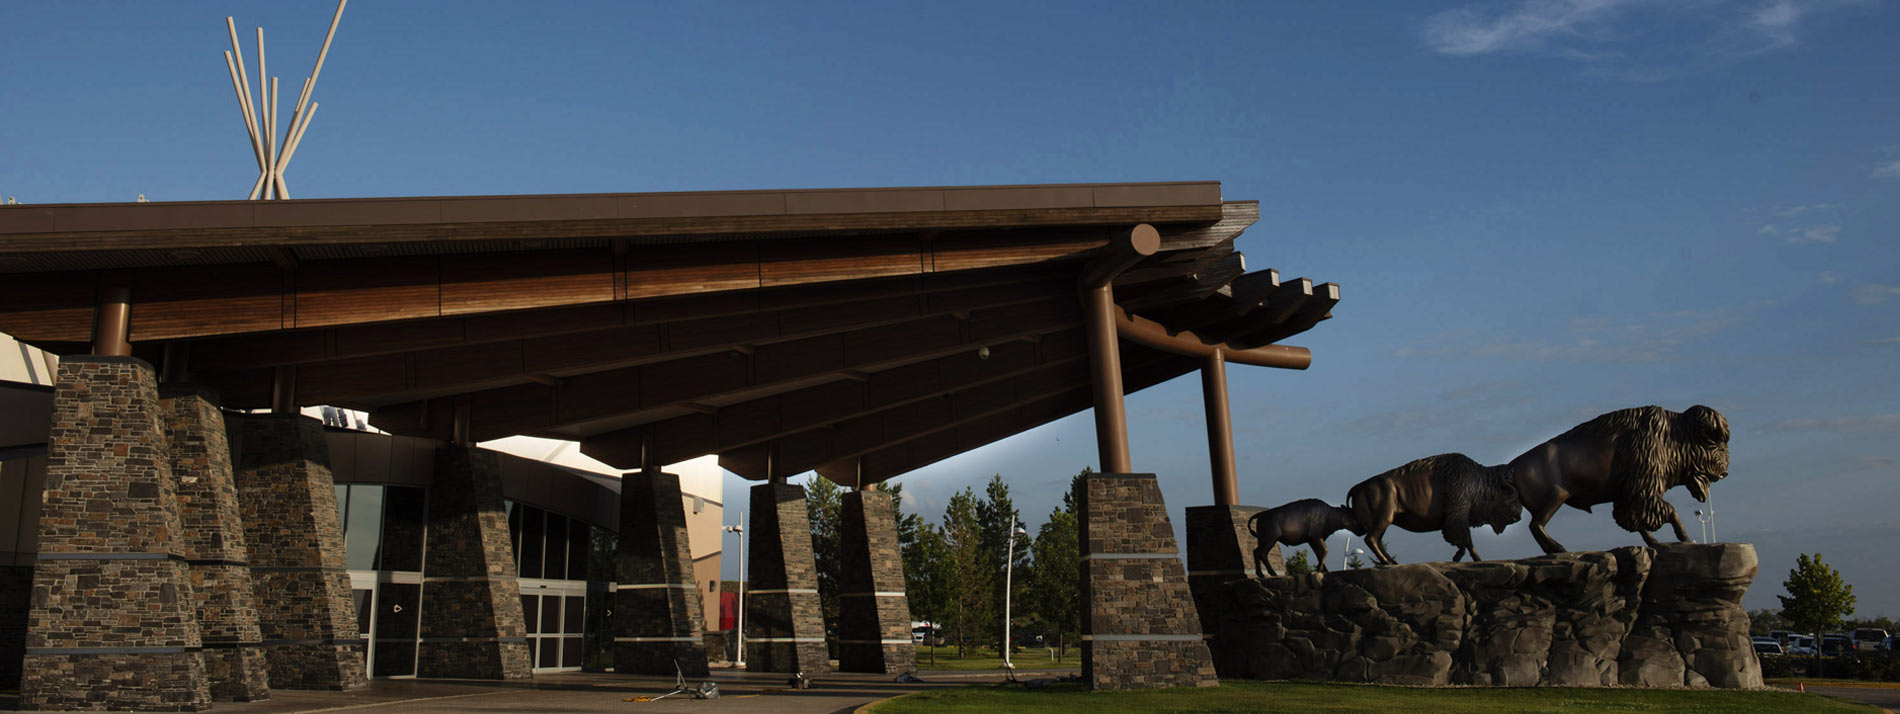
[1347,453,1521,566]
[1510,404,1730,553]
[1246,499,1364,577]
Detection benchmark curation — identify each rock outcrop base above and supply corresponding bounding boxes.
[1207,542,1762,689]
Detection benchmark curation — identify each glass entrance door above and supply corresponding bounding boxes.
[519,579,587,671]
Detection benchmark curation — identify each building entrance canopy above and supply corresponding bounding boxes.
[0,181,1338,487]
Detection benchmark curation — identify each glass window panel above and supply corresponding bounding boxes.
[539,595,560,635]
[561,637,582,668]
[352,589,373,637]
[564,595,585,634]
[582,584,611,672]
[521,595,539,634]
[376,486,426,572]
[344,485,384,571]
[544,514,569,581]
[373,641,416,678]
[538,637,559,668]
[567,522,589,581]
[520,507,545,579]
[334,485,349,529]
[373,582,420,677]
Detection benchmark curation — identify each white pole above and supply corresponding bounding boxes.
[724,513,746,667]
[1707,492,1716,543]
[1002,516,1018,669]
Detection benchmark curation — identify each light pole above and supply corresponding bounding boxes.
[1002,517,1027,671]
[724,512,745,667]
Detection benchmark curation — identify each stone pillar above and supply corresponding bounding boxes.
[837,489,915,673]
[744,483,828,674]
[613,470,710,676]
[230,414,367,690]
[1079,473,1217,690]
[1184,505,1278,678]
[416,446,533,679]
[160,384,270,701]
[20,356,211,711]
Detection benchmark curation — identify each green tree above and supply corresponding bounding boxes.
[1346,550,1367,569]
[1030,503,1080,661]
[804,475,843,655]
[975,474,1025,655]
[1780,553,1856,672]
[1284,548,1314,576]
[903,523,953,665]
[942,486,993,658]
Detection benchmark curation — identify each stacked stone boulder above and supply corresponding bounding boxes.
[1207,543,1762,689]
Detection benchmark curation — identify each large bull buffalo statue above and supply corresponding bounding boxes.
[1510,404,1730,553]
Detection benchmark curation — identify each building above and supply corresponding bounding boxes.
[0,181,1335,708]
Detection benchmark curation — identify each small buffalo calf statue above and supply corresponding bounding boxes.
[1246,498,1367,578]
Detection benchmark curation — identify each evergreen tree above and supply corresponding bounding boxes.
[1030,503,1080,661]
[1780,552,1856,671]
[804,475,843,655]
[974,474,1025,656]
[941,486,992,658]
[1284,548,1314,576]
[903,523,952,664]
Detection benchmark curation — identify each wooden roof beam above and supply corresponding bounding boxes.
[1233,282,1340,348]
[578,329,1087,469]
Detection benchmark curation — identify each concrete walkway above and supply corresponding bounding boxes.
[1,667,1079,714]
[1806,685,1900,714]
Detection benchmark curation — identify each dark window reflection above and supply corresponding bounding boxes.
[538,637,559,668]
[522,594,539,635]
[590,526,616,583]
[520,507,545,578]
[540,595,560,635]
[377,486,426,572]
[561,637,581,668]
[545,514,569,580]
[568,521,589,581]
[506,500,521,563]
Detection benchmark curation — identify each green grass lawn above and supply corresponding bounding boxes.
[867,680,1880,714]
[911,645,1081,671]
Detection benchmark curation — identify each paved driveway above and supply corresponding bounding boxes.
[1807,685,1900,713]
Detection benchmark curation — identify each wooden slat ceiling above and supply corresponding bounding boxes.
[0,182,1338,485]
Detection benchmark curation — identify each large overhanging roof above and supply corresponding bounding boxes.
[0,181,1338,485]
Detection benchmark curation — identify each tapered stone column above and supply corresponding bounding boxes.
[20,357,211,711]
[744,483,829,674]
[160,384,271,701]
[230,414,367,690]
[613,470,710,676]
[416,446,533,679]
[837,489,915,673]
[1079,473,1217,690]
[1185,505,1279,678]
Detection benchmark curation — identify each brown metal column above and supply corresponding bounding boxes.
[1083,284,1132,474]
[91,286,132,357]
[270,365,297,414]
[1201,350,1238,506]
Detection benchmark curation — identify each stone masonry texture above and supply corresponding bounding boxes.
[1078,473,1217,691]
[744,483,829,674]
[159,384,271,702]
[229,413,367,691]
[1207,543,1764,688]
[1184,505,1277,678]
[417,446,533,679]
[21,356,211,711]
[614,470,710,677]
[837,489,916,674]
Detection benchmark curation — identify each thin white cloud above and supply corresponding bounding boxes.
[1392,301,1776,363]
[1784,224,1840,244]
[1867,333,1900,345]
[1770,414,1900,433]
[1818,271,1843,284]
[1854,283,1900,305]
[1422,0,1860,79]
[1874,159,1900,178]
[1777,202,1841,218]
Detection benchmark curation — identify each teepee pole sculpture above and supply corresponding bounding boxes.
[223,0,346,200]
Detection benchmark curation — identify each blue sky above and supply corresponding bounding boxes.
[4,1,1898,615]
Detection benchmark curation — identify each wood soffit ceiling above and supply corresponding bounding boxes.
[0,181,1339,485]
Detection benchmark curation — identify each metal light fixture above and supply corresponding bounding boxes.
[723,515,746,667]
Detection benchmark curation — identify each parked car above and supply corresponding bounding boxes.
[1768,629,1792,644]
[1752,637,1784,655]
[1884,635,1900,653]
[1787,635,1817,656]
[1852,628,1889,652]
[1821,635,1853,656]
